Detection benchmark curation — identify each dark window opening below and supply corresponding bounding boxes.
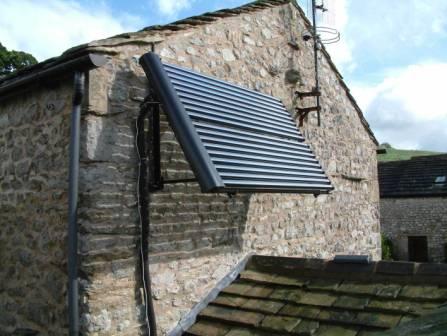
[408,236,428,262]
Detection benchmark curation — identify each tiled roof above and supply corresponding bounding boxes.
[379,305,447,336]
[378,154,447,198]
[0,0,377,145]
[184,255,447,336]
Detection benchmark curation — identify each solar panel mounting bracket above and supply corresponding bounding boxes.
[296,105,321,126]
[295,89,321,99]
[141,95,199,192]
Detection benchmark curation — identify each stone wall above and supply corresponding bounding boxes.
[381,197,447,262]
[79,2,380,335]
[0,81,73,334]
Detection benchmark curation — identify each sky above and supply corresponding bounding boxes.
[1,0,446,151]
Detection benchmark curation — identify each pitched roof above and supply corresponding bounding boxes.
[379,306,447,336]
[184,255,447,336]
[0,0,377,145]
[378,154,447,198]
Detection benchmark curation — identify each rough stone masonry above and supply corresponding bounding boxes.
[381,197,447,262]
[0,1,380,335]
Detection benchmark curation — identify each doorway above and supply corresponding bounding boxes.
[408,236,428,262]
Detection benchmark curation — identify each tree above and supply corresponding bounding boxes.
[0,43,37,76]
[381,234,394,260]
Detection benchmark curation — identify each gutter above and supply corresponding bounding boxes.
[0,53,107,102]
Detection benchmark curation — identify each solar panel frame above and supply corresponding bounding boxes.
[139,52,333,194]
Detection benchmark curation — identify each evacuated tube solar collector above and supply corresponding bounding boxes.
[139,52,332,194]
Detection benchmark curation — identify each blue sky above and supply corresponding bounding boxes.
[1,0,446,151]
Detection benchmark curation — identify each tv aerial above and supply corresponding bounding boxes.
[296,0,340,127]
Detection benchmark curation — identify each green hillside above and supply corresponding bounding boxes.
[377,145,443,162]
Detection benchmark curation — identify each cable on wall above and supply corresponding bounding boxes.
[135,96,158,336]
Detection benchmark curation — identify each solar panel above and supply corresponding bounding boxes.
[139,52,333,193]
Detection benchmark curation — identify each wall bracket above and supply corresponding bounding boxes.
[296,106,321,126]
[143,95,198,192]
[295,89,321,99]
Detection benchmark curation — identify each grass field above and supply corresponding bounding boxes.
[377,147,443,162]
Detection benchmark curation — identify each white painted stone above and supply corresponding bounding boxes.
[243,36,256,45]
[186,46,196,55]
[159,48,175,59]
[262,28,273,39]
[259,68,268,78]
[206,48,216,57]
[222,49,236,62]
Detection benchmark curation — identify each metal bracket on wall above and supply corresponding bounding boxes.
[295,89,321,100]
[294,89,321,126]
[296,105,321,126]
[144,95,197,192]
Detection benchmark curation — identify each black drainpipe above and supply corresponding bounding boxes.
[68,71,84,336]
[64,54,107,336]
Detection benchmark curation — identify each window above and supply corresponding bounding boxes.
[434,176,446,188]
[408,236,428,262]
[435,176,446,183]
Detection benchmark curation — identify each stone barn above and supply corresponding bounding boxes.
[379,154,447,263]
[0,0,385,335]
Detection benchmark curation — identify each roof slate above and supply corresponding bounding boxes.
[184,255,447,336]
[378,154,447,197]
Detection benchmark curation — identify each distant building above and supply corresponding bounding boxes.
[379,155,447,262]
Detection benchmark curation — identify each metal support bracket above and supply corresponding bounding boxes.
[296,106,321,126]
[295,89,321,100]
[140,95,163,192]
[143,95,198,191]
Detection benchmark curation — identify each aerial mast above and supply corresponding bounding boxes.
[297,1,339,127]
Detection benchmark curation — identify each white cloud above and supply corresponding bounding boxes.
[156,0,193,19]
[352,62,447,151]
[316,0,447,74]
[0,0,142,62]
[345,0,447,58]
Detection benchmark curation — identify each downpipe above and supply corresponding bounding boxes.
[68,71,84,336]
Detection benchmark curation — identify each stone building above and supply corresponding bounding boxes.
[379,155,447,263]
[0,0,382,335]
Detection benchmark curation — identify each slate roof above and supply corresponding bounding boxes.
[0,0,377,145]
[184,255,447,336]
[378,154,447,198]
